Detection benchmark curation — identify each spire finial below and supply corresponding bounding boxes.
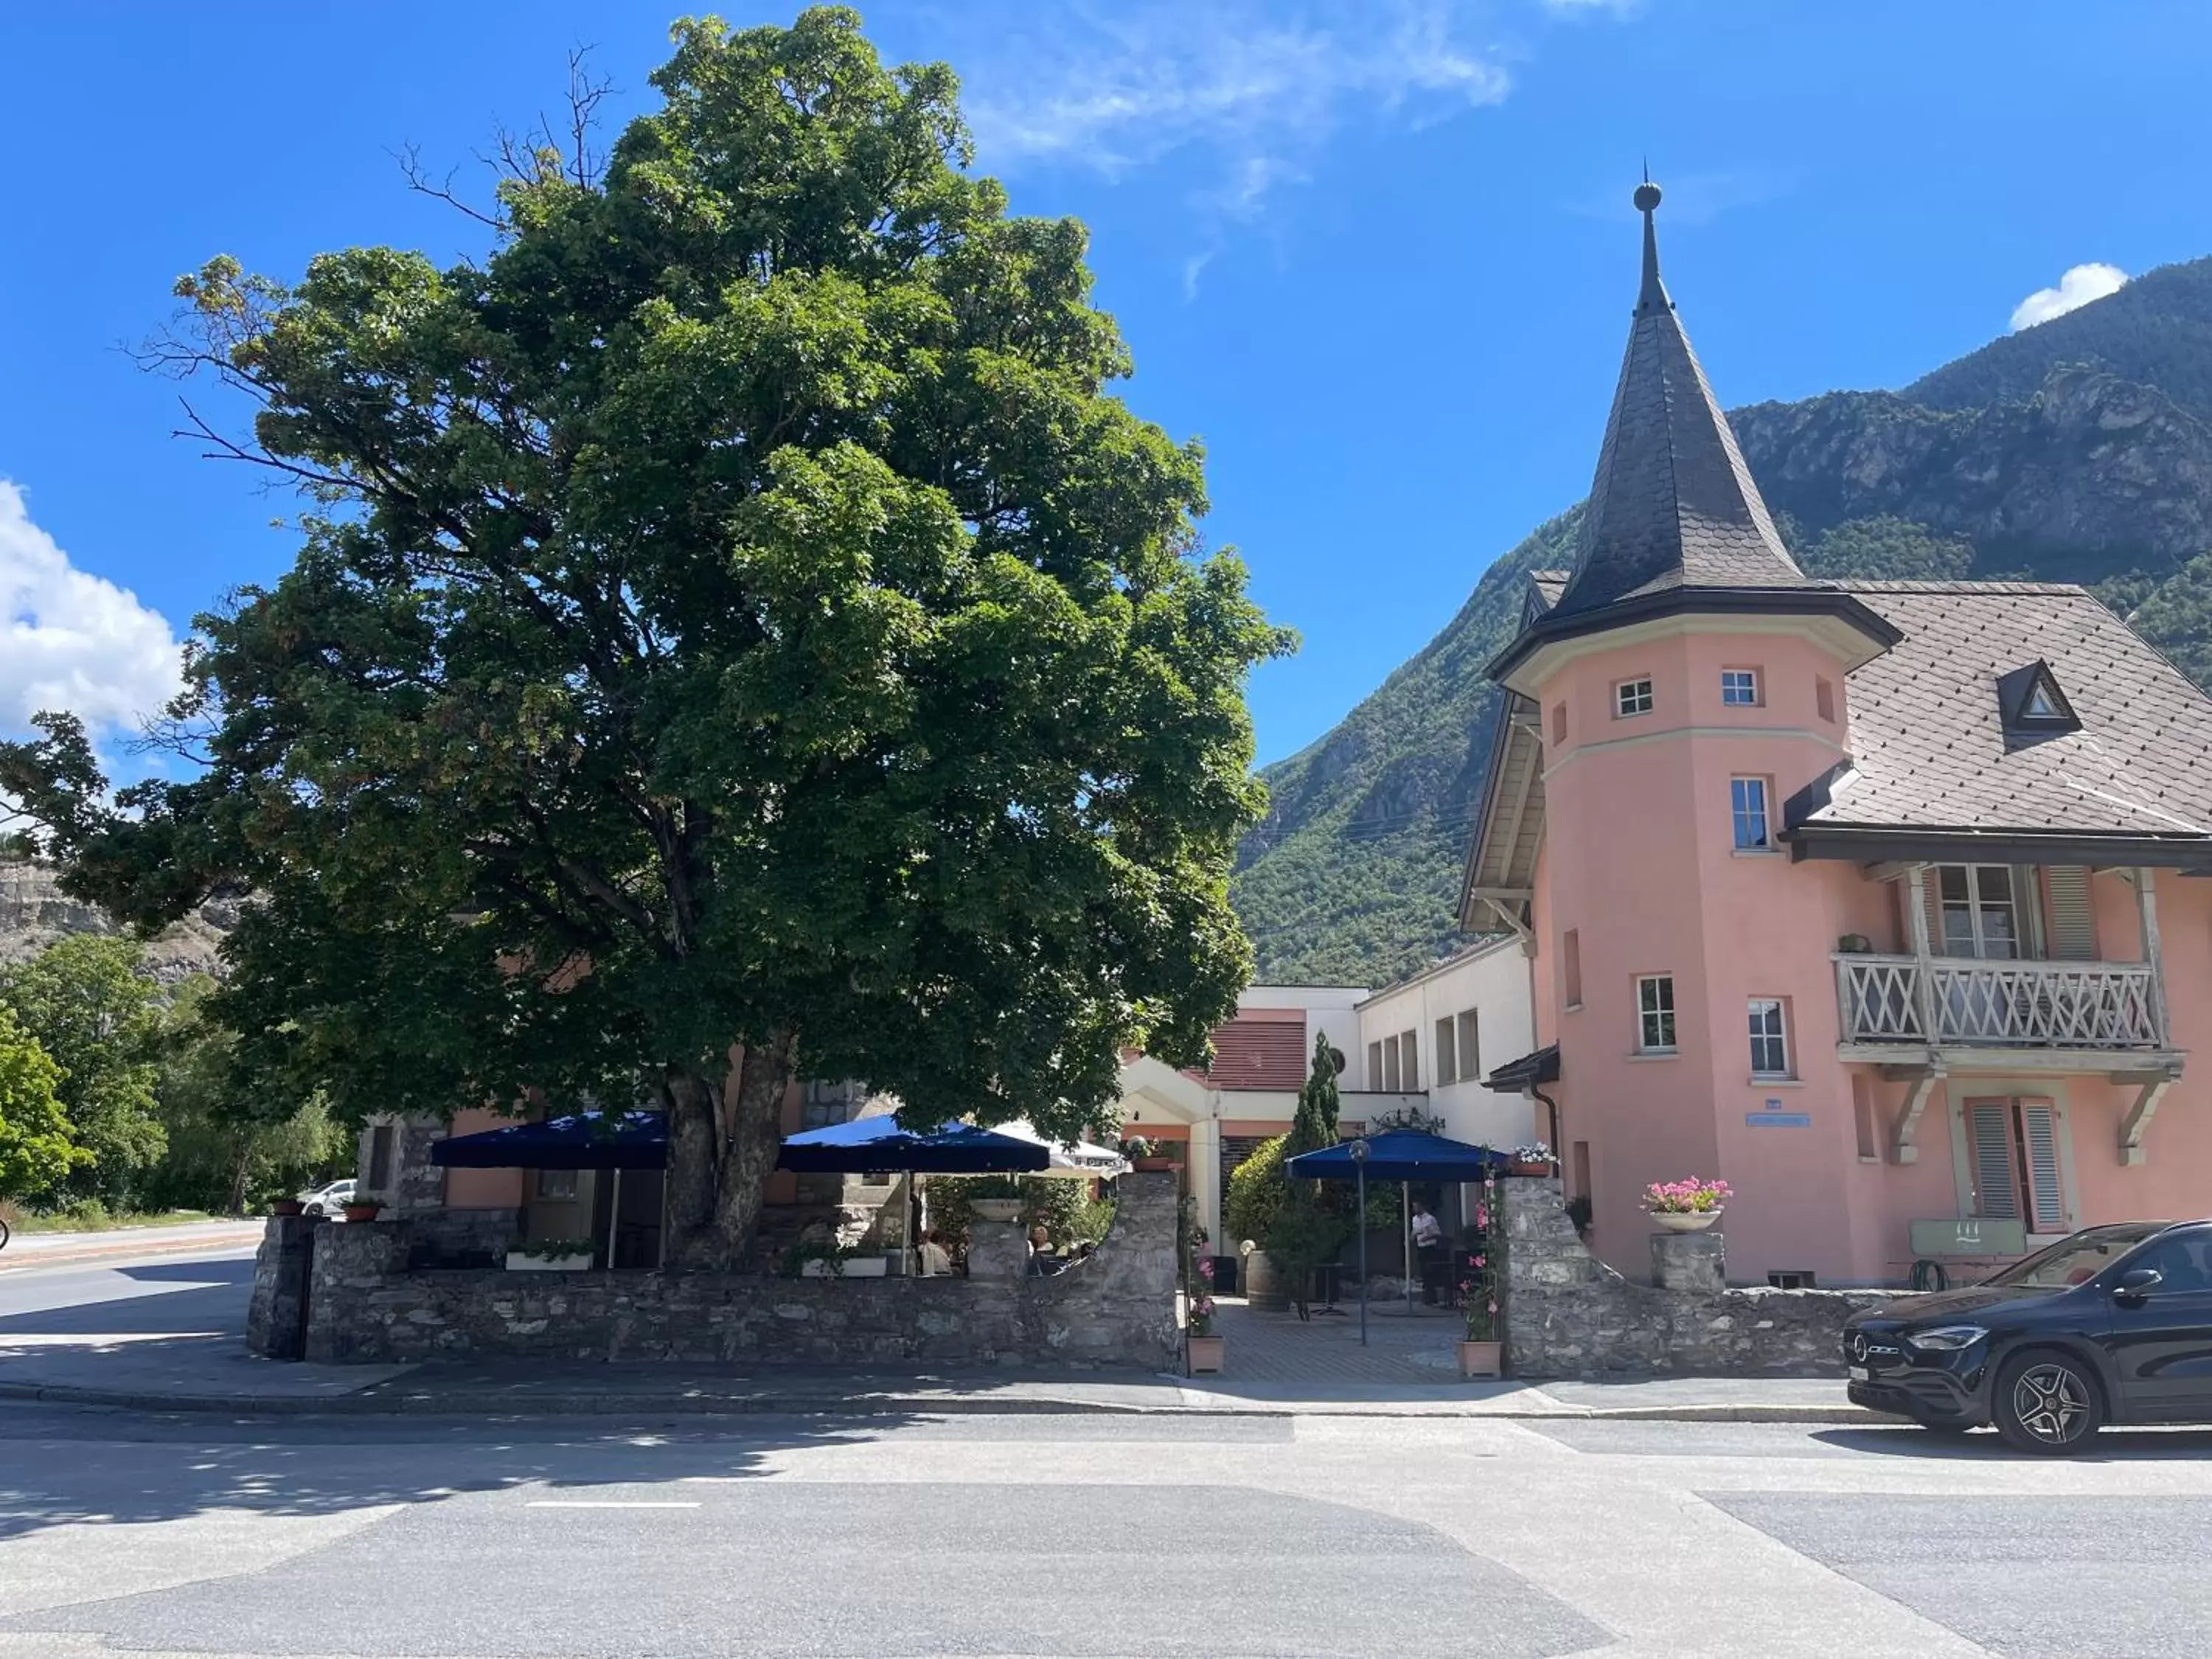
[1632,173,1665,309]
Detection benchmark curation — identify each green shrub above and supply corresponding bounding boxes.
[1225,1133,1288,1248]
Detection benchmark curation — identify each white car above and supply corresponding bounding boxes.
[301,1179,357,1219]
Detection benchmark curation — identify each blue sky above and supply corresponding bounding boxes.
[4,1,2208,770]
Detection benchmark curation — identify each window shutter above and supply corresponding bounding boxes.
[2018,1099,2065,1229]
[1968,1102,2019,1219]
[2042,866,2097,960]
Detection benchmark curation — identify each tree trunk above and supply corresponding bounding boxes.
[709,1029,797,1264]
[662,1066,723,1263]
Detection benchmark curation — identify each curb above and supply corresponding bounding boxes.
[0,1377,1893,1425]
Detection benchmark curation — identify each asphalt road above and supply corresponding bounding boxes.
[8,1249,2212,1657]
[5,1402,2212,1658]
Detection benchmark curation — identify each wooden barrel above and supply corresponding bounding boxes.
[1242,1248,1287,1312]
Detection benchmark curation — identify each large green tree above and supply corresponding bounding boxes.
[0,10,1285,1265]
[0,936,165,1206]
[0,1004,80,1201]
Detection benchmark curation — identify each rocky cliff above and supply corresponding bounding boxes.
[0,860,231,985]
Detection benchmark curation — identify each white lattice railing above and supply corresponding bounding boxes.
[1834,953,2164,1050]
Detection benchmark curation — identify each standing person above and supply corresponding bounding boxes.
[1411,1199,1445,1304]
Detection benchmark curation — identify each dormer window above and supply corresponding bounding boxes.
[1615,678,1653,718]
[1996,660,2081,747]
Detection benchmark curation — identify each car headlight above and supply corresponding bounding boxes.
[1907,1324,1987,1352]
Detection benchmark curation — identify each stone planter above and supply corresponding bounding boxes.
[506,1250,592,1272]
[970,1199,1024,1223]
[801,1256,889,1278]
[1649,1210,1722,1233]
[1242,1248,1287,1312]
[1187,1335,1225,1374]
[1457,1338,1503,1379]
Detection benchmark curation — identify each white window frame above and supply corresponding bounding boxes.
[1615,677,1654,718]
[1747,998,1790,1078]
[1730,776,1772,850]
[1636,975,1677,1054]
[1720,667,1760,707]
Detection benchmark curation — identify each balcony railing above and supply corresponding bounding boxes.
[1835,953,2165,1051]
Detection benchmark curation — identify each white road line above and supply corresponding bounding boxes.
[524,1500,703,1509]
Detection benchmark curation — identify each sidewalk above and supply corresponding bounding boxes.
[0,1343,1883,1423]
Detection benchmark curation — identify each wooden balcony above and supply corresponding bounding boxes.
[1834,953,2166,1051]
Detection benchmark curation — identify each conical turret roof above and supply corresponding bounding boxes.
[1551,180,1809,618]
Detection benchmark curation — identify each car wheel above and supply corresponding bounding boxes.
[1992,1350,2104,1455]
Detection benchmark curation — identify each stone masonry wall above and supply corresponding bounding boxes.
[1503,1178,1905,1378]
[288,1172,1180,1371]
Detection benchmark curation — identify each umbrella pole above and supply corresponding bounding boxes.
[606,1167,621,1270]
[1357,1159,1368,1347]
[1404,1180,1415,1315]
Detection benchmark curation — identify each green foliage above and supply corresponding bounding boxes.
[1796,516,1974,581]
[0,936,164,1206]
[0,1003,80,1200]
[140,977,349,1214]
[1223,1132,1288,1248]
[2124,551,2212,687]
[0,9,1287,1263]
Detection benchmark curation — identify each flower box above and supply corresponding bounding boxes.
[1458,1339,1503,1379]
[506,1250,592,1272]
[1187,1335,1225,1374]
[800,1255,889,1278]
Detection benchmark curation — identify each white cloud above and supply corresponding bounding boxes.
[0,480,184,737]
[2010,262,2129,332]
[960,1,1512,201]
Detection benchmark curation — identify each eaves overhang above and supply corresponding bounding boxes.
[1486,585,1903,692]
[1783,821,2212,875]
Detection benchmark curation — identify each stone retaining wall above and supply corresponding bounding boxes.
[279,1172,1179,1371]
[1503,1179,1904,1378]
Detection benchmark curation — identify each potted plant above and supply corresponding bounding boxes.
[1186,1254,1224,1374]
[1456,1172,1503,1377]
[342,1196,385,1223]
[964,1176,1026,1224]
[1642,1177,1731,1232]
[506,1238,594,1271]
[1122,1135,1178,1174]
[1506,1141,1556,1178]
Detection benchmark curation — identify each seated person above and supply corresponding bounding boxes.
[917,1230,953,1276]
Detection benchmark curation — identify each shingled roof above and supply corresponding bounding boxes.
[1788,582,2212,864]
[1551,181,1809,618]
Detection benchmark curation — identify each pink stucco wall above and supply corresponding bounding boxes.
[1527,621,2212,1286]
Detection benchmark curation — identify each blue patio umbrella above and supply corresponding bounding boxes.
[776,1116,1051,1175]
[431,1109,669,1170]
[1287,1130,1509,1338]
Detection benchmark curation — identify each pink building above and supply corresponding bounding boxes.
[1467,181,2212,1287]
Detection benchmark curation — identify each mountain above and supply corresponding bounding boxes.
[1233,256,2212,987]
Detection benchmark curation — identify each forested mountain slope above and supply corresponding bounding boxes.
[1234,257,2212,985]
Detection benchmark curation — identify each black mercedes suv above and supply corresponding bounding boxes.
[1843,1220,2212,1453]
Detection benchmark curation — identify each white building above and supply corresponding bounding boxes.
[1113,935,1539,1249]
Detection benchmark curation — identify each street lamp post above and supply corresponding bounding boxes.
[1351,1138,1370,1348]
